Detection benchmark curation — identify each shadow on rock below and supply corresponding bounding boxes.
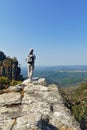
[37,115,58,130]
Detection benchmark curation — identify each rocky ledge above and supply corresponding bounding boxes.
[0,78,81,130]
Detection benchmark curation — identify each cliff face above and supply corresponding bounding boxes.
[0,78,81,130]
[0,51,22,80]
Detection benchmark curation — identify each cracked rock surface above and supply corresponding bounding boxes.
[0,78,81,130]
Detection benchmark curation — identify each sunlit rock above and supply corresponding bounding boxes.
[0,78,81,130]
[0,92,21,107]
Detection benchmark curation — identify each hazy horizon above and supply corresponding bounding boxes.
[21,65,87,68]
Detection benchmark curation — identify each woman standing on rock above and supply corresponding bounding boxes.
[26,48,36,81]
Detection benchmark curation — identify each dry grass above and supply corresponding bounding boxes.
[59,126,75,130]
[10,118,17,130]
[0,89,15,94]
[20,90,24,98]
[29,128,38,130]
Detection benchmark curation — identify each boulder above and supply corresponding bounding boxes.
[0,92,21,107]
[8,84,24,92]
[22,78,47,86]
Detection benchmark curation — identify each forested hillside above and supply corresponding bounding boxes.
[60,82,87,130]
[0,51,23,89]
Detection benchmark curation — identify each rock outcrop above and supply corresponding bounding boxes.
[0,51,23,80]
[0,78,81,130]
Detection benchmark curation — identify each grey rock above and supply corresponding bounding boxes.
[0,119,14,130]
[0,78,81,130]
[12,114,41,130]
[22,77,47,86]
[24,84,48,94]
[8,84,24,92]
[0,106,23,121]
[0,92,21,107]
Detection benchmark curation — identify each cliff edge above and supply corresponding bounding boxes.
[0,78,81,130]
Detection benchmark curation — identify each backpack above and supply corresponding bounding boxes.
[26,55,32,63]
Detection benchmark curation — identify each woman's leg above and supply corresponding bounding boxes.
[28,64,34,81]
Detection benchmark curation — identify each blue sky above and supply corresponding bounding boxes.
[0,0,87,67]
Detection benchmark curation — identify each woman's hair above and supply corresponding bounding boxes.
[29,49,33,54]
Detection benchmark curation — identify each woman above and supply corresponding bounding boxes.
[27,49,36,81]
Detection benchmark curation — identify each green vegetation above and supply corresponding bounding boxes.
[33,69,87,87]
[0,51,23,90]
[60,82,87,130]
[10,79,22,86]
[0,76,22,89]
[0,76,10,89]
[53,72,87,87]
[72,83,87,120]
